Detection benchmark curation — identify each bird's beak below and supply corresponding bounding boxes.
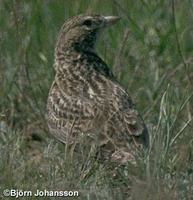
[104,16,121,27]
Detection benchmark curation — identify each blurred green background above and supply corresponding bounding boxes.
[0,0,193,199]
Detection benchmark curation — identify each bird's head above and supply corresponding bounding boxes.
[56,15,120,55]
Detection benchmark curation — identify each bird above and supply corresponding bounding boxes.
[46,14,149,164]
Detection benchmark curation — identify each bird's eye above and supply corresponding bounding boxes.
[83,19,92,27]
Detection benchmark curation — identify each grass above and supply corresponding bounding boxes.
[0,0,193,199]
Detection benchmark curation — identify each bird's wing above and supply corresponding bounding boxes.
[105,79,149,146]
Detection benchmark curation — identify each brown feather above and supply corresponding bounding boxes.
[46,14,149,164]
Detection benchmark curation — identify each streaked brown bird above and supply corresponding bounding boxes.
[46,14,149,164]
